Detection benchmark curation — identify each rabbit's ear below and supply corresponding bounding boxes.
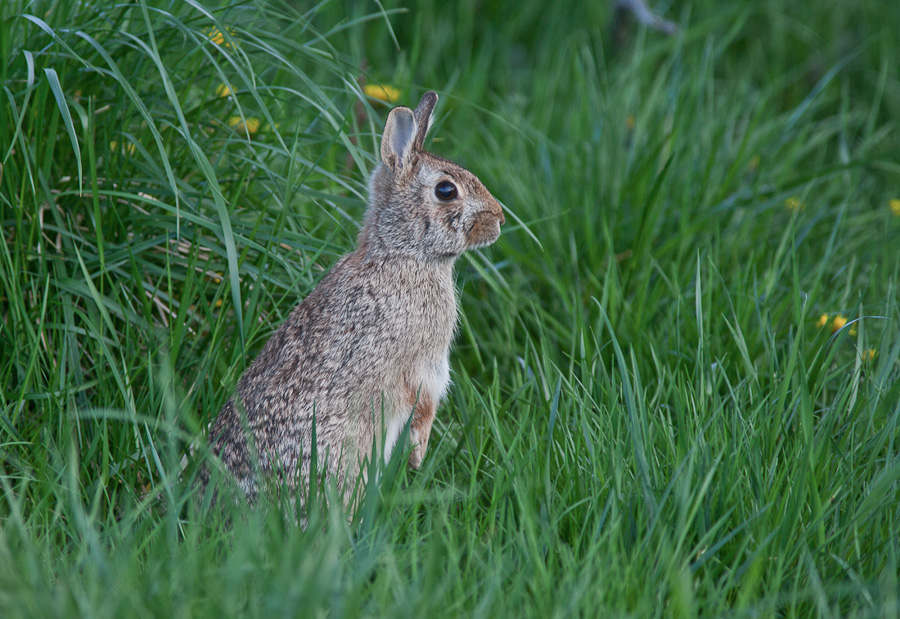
[412,91,438,150]
[381,106,417,171]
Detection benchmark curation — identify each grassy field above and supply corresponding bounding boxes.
[2,0,900,616]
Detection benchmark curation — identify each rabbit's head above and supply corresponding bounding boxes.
[362,92,505,262]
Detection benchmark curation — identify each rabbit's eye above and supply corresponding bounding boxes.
[435,181,458,201]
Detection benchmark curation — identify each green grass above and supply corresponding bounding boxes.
[2,0,900,616]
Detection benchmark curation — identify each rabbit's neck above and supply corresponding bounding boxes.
[356,209,464,265]
[351,236,457,273]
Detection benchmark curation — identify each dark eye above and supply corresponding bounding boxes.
[435,181,458,201]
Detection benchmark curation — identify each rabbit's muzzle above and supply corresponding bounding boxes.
[465,206,505,248]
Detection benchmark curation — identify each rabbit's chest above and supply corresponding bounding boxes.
[396,311,452,403]
[382,354,449,462]
[417,354,451,403]
[388,277,457,347]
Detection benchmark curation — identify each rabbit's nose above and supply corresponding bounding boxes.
[490,199,505,225]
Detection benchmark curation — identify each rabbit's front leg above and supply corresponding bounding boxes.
[407,394,435,470]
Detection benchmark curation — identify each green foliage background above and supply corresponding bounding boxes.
[1,0,899,616]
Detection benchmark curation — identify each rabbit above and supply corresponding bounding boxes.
[201,91,505,509]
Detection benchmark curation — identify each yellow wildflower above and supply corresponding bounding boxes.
[363,84,401,104]
[215,83,233,97]
[816,314,828,328]
[831,315,847,333]
[110,140,136,155]
[861,349,877,363]
[890,198,900,216]
[227,116,260,136]
[206,26,234,48]
[784,197,804,212]
[215,299,223,308]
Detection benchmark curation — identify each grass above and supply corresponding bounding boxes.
[2,0,900,616]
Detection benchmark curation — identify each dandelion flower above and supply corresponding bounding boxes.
[890,198,900,216]
[363,84,401,104]
[227,116,260,136]
[110,140,136,155]
[216,83,233,97]
[861,349,877,362]
[206,26,234,48]
[816,314,828,328]
[831,315,847,333]
[784,197,804,212]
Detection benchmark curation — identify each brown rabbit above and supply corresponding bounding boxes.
[203,91,504,507]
